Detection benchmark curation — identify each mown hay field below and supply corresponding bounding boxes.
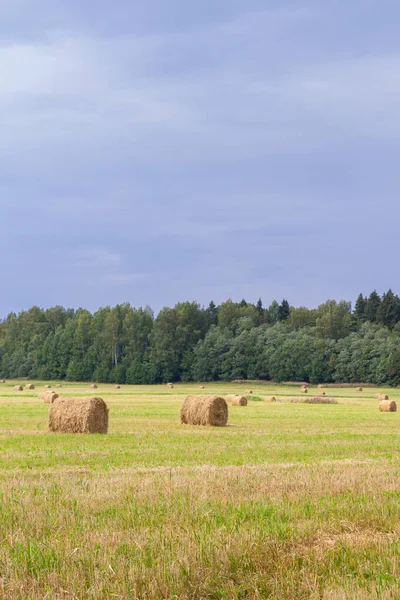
[1,381,400,599]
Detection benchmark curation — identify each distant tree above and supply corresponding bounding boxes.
[364,290,381,323]
[377,289,400,329]
[287,307,317,331]
[316,300,352,340]
[354,294,367,322]
[206,301,218,326]
[267,300,280,325]
[278,299,290,321]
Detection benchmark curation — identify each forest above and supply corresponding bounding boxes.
[1,290,400,385]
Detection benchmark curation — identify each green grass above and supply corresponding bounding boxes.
[0,381,400,598]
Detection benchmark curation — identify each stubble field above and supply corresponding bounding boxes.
[0,381,400,599]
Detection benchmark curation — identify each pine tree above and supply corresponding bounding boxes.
[354,293,367,322]
[278,299,290,321]
[364,290,381,323]
[377,289,400,329]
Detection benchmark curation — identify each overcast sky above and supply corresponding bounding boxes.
[1,0,399,315]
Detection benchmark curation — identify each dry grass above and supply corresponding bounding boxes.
[0,381,400,598]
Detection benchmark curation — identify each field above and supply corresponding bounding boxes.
[0,381,400,599]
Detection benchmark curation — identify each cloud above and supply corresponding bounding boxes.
[71,247,122,268]
[1,1,400,315]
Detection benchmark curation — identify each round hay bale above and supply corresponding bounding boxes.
[199,385,205,389]
[245,390,253,394]
[56,384,62,388]
[226,394,247,406]
[44,385,51,389]
[14,385,23,391]
[357,387,363,392]
[180,395,228,427]
[0,379,5,384]
[376,393,389,401]
[264,396,276,403]
[90,384,98,389]
[25,384,35,390]
[301,387,308,393]
[379,400,397,412]
[38,391,59,404]
[115,385,121,389]
[318,384,324,389]
[49,396,109,434]
[167,383,174,389]
[321,391,326,396]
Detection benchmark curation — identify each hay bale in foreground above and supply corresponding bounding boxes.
[226,394,247,406]
[90,384,98,389]
[379,400,397,412]
[39,391,59,404]
[180,395,228,427]
[25,384,35,390]
[265,396,276,403]
[49,396,109,434]
[14,385,23,391]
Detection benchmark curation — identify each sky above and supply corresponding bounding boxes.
[1,0,400,316]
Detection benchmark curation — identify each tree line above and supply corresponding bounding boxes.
[1,290,400,385]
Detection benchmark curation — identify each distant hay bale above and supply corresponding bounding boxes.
[375,393,389,401]
[167,383,174,389]
[25,384,35,390]
[321,391,326,396]
[265,396,276,403]
[180,395,228,427]
[90,384,98,389]
[39,391,59,404]
[301,387,308,393]
[14,385,23,391]
[56,384,62,388]
[379,400,397,412]
[49,396,109,434]
[318,384,324,389]
[245,390,253,394]
[357,387,363,392]
[115,385,121,389]
[44,385,51,389]
[199,385,205,389]
[0,379,5,384]
[226,394,247,406]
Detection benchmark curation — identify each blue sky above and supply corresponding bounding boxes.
[1,0,399,315]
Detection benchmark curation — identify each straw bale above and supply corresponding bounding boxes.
[379,400,397,412]
[226,394,247,406]
[49,396,109,433]
[39,391,59,404]
[180,395,228,427]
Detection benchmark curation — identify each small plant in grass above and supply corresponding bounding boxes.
[247,395,264,402]
[304,396,338,404]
